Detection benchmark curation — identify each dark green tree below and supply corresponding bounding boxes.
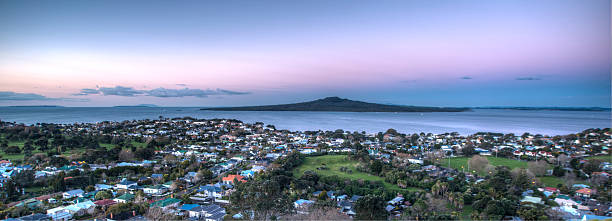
[354,194,387,220]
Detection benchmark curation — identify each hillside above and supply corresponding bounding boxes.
[201,97,469,112]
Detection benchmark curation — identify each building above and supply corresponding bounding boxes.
[114,193,135,203]
[221,174,246,185]
[115,180,138,190]
[62,189,84,199]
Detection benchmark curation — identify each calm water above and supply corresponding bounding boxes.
[0,107,610,135]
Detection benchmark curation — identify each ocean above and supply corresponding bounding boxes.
[0,107,610,136]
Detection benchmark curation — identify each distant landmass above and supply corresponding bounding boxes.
[7,105,64,108]
[201,97,470,112]
[114,104,158,108]
[475,107,611,111]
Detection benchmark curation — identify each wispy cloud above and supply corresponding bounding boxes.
[73,86,250,98]
[0,91,89,102]
[175,84,187,87]
[516,77,541,81]
[460,76,472,80]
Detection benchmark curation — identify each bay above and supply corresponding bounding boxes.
[0,107,609,135]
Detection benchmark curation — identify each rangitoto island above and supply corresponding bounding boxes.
[201,96,470,112]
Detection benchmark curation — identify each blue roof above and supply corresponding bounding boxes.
[295,199,314,205]
[199,185,222,193]
[583,215,612,221]
[180,204,200,211]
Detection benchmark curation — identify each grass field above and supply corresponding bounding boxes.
[448,156,528,174]
[538,176,565,187]
[293,155,421,191]
[447,156,567,187]
[586,155,612,163]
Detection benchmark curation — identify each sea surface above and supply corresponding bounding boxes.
[0,107,610,135]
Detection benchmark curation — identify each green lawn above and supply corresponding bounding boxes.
[448,156,528,174]
[586,155,611,163]
[292,155,421,191]
[448,156,570,188]
[538,176,564,187]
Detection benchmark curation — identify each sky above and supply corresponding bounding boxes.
[0,0,610,107]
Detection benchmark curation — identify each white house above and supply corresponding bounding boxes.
[62,189,84,199]
[143,185,168,195]
[115,180,137,190]
[47,207,72,221]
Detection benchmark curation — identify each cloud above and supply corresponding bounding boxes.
[73,88,100,96]
[99,86,145,96]
[516,77,541,81]
[0,91,89,102]
[175,84,187,87]
[460,76,472,80]
[74,86,250,98]
[215,89,250,95]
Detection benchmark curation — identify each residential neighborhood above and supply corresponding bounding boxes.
[0,118,610,220]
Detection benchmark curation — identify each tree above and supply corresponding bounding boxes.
[118,149,135,162]
[4,146,21,154]
[13,170,35,188]
[517,205,548,221]
[230,178,292,220]
[95,190,112,200]
[468,155,489,174]
[512,168,535,190]
[354,194,387,220]
[369,160,383,175]
[527,161,549,176]
[461,144,477,156]
[552,166,565,177]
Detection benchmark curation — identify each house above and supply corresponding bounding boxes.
[388,196,404,206]
[294,199,314,212]
[200,204,226,221]
[337,200,356,216]
[151,174,163,180]
[150,198,182,210]
[180,203,201,216]
[64,201,95,216]
[113,193,135,203]
[185,204,226,221]
[222,174,246,185]
[94,199,117,209]
[62,189,84,199]
[520,196,543,204]
[115,180,137,190]
[16,213,51,221]
[46,207,72,221]
[143,184,168,195]
[576,188,595,198]
[581,214,612,221]
[199,185,223,198]
[95,184,113,191]
[349,195,362,203]
[240,170,256,178]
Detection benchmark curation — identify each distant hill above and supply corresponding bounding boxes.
[201,97,469,112]
[7,105,64,108]
[475,107,611,111]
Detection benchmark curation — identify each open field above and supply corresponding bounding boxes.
[448,156,565,187]
[293,155,421,191]
[447,156,528,173]
[586,155,611,163]
[538,176,565,187]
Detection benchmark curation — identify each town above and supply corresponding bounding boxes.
[0,118,610,221]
